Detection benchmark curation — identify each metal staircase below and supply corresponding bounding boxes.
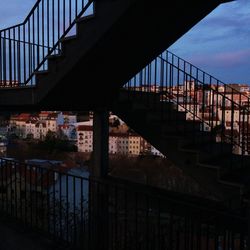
[113,50,250,206]
[0,0,248,248]
[0,0,229,110]
[0,0,246,207]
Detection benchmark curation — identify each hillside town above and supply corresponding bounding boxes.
[0,81,249,158]
[3,111,164,157]
[133,81,250,155]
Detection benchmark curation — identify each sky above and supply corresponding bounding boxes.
[169,0,250,84]
[0,0,249,84]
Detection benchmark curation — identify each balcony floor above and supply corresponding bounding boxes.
[0,215,65,250]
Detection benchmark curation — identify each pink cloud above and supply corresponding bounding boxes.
[214,49,250,66]
[190,49,250,68]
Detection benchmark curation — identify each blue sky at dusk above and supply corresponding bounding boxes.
[169,0,250,84]
[0,0,249,83]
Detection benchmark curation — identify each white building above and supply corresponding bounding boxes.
[25,120,37,138]
[109,134,119,154]
[117,135,129,155]
[151,146,165,157]
[34,121,47,140]
[128,134,141,155]
[77,125,93,153]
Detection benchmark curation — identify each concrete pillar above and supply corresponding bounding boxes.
[92,109,109,177]
[90,110,109,250]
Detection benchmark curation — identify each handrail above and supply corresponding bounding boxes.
[0,157,247,222]
[0,0,44,32]
[159,51,250,156]
[0,36,59,51]
[158,55,245,112]
[124,49,250,175]
[0,0,95,86]
[163,50,250,109]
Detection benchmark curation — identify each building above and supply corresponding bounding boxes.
[77,125,93,153]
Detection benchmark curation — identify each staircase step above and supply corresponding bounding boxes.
[76,14,95,23]
[34,70,49,75]
[199,154,250,185]
[159,120,201,134]
[34,70,50,84]
[119,90,175,109]
[60,35,78,42]
[147,111,187,123]
[47,53,66,72]
[60,35,78,53]
[180,131,215,146]
[46,53,63,60]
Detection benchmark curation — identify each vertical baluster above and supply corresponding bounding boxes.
[37,5,40,70]
[13,28,16,85]
[52,0,55,46]
[0,158,4,211]
[46,169,50,235]
[75,0,78,19]
[73,176,76,245]
[8,30,12,86]
[201,72,206,133]
[160,55,164,120]
[154,57,157,108]
[69,0,72,25]
[0,34,2,85]
[28,20,31,85]
[42,0,45,70]
[59,172,62,239]
[176,57,180,124]
[40,167,44,230]
[22,25,26,85]
[53,170,56,237]
[47,0,50,52]
[63,0,66,33]
[35,166,38,227]
[230,88,234,170]
[17,26,21,85]
[10,161,13,215]
[3,31,6,86]
[58,0,60,42]
[215,80,219,128]
[24,164,27,225]
[80,178,84,244]
[242,107,246,168]
[14,162,17,218]
[124,189,128,250]
[247,99,250,159]
[32,13,35,82]
[29,165,33,226]
[66,175,69,242]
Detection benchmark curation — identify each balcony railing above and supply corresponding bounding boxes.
[0,0,94,87]
[0,158,247,249]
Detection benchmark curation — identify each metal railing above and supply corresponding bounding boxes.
[124,50,250,182]
[0,0,94,87]
[0,158,247,249]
